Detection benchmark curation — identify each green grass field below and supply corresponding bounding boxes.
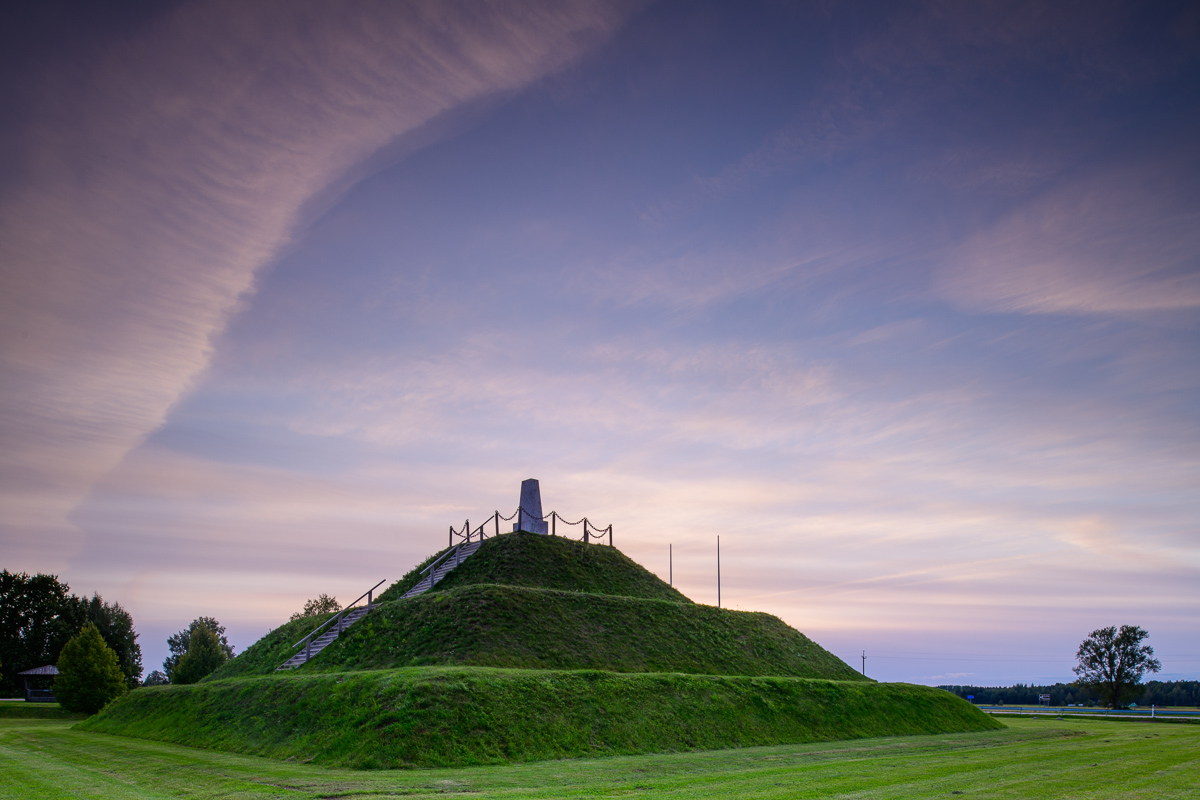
[2,711,1197,799]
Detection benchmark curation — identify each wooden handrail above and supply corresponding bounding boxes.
[291,578,386,651]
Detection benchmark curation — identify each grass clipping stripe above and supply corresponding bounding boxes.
[81,668,1001,768]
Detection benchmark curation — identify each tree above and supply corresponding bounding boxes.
[54,623,127,714]
[163,617,234,681]
[142,670,169,686]
[172,625,227,684]
[56,593,143,689]
[290,593,341,621]
[0,571,71,697]
[1073,625,1161,708]
[1,572,144,695]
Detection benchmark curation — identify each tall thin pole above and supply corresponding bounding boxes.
[717,535,721,608]
[669,543,673,587]
[862,650,866,676]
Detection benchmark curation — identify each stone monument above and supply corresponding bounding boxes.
[514,478,549,534]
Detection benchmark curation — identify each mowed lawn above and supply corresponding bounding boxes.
[0,710,1197,799]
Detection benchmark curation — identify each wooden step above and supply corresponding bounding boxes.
[401,541,482,599]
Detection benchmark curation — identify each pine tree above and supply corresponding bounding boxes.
[54,623,127,714]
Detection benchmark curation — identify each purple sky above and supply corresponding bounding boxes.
[2,0,1197,685]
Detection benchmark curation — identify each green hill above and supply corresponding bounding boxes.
[378,531,690,602]
[210,583,862,680]
[87,529,1002,766]
[80,667,1001,769]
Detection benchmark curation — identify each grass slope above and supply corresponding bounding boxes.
[377,532,690,603]
[210,584,863,681]
[325,585,862,679]
[80,667,999,768]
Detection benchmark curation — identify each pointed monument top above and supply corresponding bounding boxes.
[514,478,548,534]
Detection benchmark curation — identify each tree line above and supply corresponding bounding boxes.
[3,570,342,714]
[939,680,1198,707]
[0,570,142,696]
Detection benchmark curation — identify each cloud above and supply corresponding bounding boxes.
[937,154,1200,316]
[0,0,638,554]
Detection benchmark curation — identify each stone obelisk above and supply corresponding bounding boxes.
[514,478,548,534]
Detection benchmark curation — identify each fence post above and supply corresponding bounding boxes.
[583,518,589,544]
[495,512,500,537]
[448,526,452,548]
[368,589,373,610]
[306,637,312,662]
[552,511,556,536]
[609,525,613,547]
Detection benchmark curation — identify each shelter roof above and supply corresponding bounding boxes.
[17,665,58,676]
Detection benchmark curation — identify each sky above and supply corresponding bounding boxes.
[2,0,1197,687]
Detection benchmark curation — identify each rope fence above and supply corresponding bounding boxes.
[449,506,613,548]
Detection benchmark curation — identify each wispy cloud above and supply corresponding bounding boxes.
[0,0,639,554]
[937,153,1200,316]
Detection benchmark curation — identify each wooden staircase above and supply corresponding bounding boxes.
[276,578,384,671]
[402,540,482,598]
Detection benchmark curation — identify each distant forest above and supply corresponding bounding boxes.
[939,680,1199,707]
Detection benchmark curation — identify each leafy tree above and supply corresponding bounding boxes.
[172,625,227,684]
[1,571,145,695]
[54,623,127,714]
[56,593,142,689]
[290,593,341,621]
[1073,625,1161,708]
[0,570,71,697]
[163,617,234,681]
[142,670,169,686]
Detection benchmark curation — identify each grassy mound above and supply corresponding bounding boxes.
[378,532,689,603]
[210,584,864,681]
[80,668,1001,768]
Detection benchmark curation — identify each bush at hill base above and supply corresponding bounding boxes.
[54,622,127,714]
[173,625,228,684]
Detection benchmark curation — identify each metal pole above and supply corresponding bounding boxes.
[862,651,866,676]
[670,543,672,586]
[717,534,721,608]
[449,526,452,548]
[552,512,556,536]
[495,512,500,537]
[583,518,588,544]
[608,525,612,547]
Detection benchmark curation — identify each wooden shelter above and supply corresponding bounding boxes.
[17,665,57,702]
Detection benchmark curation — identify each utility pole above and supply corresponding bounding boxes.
[669,543,673,587]
[862,650,866,676]
[717,535,721,608]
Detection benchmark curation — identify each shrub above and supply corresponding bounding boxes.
[163,617,233,680]
[142,670,169,686]
[173,625,227,684]
[54,623,127,714]
[290,593,341,621]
